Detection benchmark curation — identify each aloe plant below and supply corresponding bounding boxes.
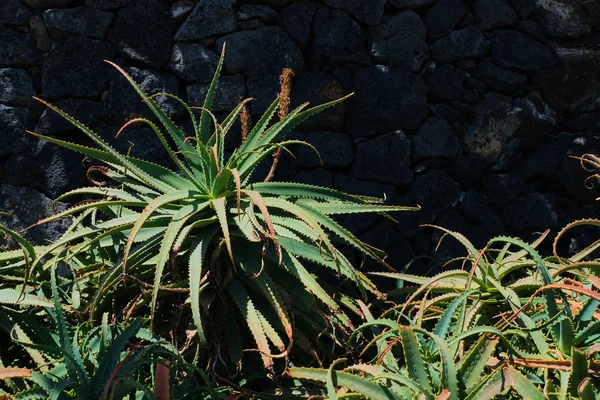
[0,264,232,400]
[4,47,416,371]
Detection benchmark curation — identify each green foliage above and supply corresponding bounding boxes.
[289,226,600,399]
[0,265,231,400]
[0,47,415,373]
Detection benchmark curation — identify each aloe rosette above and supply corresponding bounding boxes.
[8,47,416,369]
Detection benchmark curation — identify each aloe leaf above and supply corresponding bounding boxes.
[398,326,433,395]
[198,45,225,143]
[0,289,53,308]
[570,347,589,399]
[188,226,218,345]
[507,365,545,399]
[211,197,234,266]
[250,182,384,204]
[457,337,498,391]
[226,279,273,369]
[288,367,411,400]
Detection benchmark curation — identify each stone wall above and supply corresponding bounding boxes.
[1,0,600,269]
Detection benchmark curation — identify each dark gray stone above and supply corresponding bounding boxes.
[482,173,525,209]
[108,0,175,68]
[0,185,70,248]
[473,63,527,94]
[29,15,53,53]
[491,29,556,71]
[295,168,333,187]
[42,35,115,100]
[427,64,466,101]
[0,105,36,157]
[412,118,460,161]
[279,0,317,49]
[489,138,521,171]
[346,66,428,136]
[4,141,87,199]
[457,190,505,235]
[0,0,32,26]
[22,0,75,8]
[36,99,105,134]
[425,0,470,41]
[514,94,556,151]
[170,0,194,22]
[473,0,517,31]
[430,26,490,63]
[534,0,592,38]
[187,75,245,113]
[86,0,134,10]
[107,67,183,124]
[320,0,387,25]
[519,133,572,180]
[310,8,370,69]
[43,7,114,40]
[290,131,353,169]
[175,0,235,41]
[515,20,546,41]
[444,156,486,188]
[0,69,36,108]
[353,131,413,187]
[397,168,460,237]
[0,26,38,68]
[247,75,280,115]
[360,223,419,272]
[169,43,219,82]
[369,11,429,72]
[290,72,346,132]
[508,0,535,18]
[238,20,265,30]
[531,48,600,116]
[237,4,277,22]
[216,27,305,76]
[501,193,558,231]
[389,0,438,9]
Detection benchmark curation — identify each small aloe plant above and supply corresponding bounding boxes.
[12,47,416,369]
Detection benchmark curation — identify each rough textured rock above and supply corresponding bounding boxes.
[22,0,75,8]
[369,11,429,72]
[0,105,36,157]
[29,15,53,53]
[0,0,32,26]
[310,8,370,68]
[473,0,517,31]
[237,4,277,22]
[389,0,437,9]
[425,0,470,41]
[360,223,418,272]
[169,43,219,82]
[445,156,486,188]
[457,190,505,235]
[427,64,466,101]
[0,69,36,108]
[0,185,70,247]
[531,48,600,116]
[482,173,525,209]
[294,168,333,187]
[216,27,305,76]
[515,20,546,41]
[247,75,280,116]
[36,99,105,134]
[491,29,556,71]
[320,0,387,25]
[107,67,182,124]
[397,169,461,237]
[501,193,558,231]
[43,7,114,39]
[170,0,194,22]
[290,72,346,132]
[42,35,114,99]
[98,126,173,168]
[534,0,592,38]
[412,118,460,161]
[430,26,490,63]
[86,0,133,10]
[279,0,317,49]
[108,0,175,68]
[473,63,527,94]
[509,0,536,18]
[0,26,38,67]
[290,131,354,169]
[187,75,245,113]
[353,132,413,187]
[346,66,428,136]
[175,0,235,41]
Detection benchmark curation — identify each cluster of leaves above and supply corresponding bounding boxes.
[289,223,600,399]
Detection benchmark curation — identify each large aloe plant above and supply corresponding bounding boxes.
[5,47,415,370]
